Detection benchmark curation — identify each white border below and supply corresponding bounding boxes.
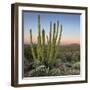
[18,6,86,84]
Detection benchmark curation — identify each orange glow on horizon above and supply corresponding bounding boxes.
[24,33,80,45]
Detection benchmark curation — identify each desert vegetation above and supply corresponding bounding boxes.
[24,15,80,77]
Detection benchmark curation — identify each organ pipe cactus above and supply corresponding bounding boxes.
[29,15,62,67]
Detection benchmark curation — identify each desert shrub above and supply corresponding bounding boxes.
[28,65,50,77]
[72,62,80,69]
[49,68,61,76]
[24,46,33,61]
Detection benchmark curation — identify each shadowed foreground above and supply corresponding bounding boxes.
[24,44,80,77]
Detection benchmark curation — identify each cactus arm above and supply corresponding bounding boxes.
[29,29,36,61]
[47,22,52,61]
[53,23,56,42]
[30,29,32,44]
[46,35,49,44]
[54,21,59,60]
[54,24,63,60]
[41,29,45,61]
[42,29,45,46]
[57,24,62,46]
[52,23,57,63]
[48,23,56,67]
[55,21,59,41]
[37,15,41,61]
[49,21,52,45]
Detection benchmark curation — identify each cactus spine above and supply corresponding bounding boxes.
[29,15,62,67]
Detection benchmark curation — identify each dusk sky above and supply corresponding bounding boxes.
[23,11,80,45]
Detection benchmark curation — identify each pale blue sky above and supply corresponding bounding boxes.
[23,11,80,45]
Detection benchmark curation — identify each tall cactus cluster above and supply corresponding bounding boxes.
[30,15,62,68]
